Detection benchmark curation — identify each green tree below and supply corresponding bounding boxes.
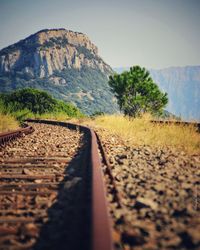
[109,66,168,117]
[2,88,56,114]
[0,88,84,117]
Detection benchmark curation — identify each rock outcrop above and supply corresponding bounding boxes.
[0,29,118,115]
[0,28,112,78]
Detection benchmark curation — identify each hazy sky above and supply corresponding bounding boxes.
[0,0,200,68]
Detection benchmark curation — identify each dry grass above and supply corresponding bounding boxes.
[35,112,69,121]
[83,114,200,154]
[0,114,19,133]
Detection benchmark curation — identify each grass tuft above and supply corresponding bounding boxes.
[34,112,69,121]
[0,114,19,133]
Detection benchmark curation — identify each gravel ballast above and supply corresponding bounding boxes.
[96,128,200,250]
[0,122,92,250]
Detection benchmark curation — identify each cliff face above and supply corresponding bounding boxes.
[149,66,200,121]
[0,29,112,78]
[0,29,118,115]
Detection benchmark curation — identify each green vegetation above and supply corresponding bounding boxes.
[0,45,18,56]
[0,113,19,132]
[0,66,119,115]
[52,66,118,114]
[42,37,69,49]
[0,88,84,123]
[76,46,95,60]
[91,111,105,117]
[0,42,40,56]
[109,66,168,117]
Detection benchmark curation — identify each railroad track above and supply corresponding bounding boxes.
[1,119,199,250]
[0,120,114,250]
[151,120,200,132]
[0,125,34,145]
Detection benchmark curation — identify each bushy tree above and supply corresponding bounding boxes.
[1,88,56,114]
[0,88,83,117]
[109,66,168,117]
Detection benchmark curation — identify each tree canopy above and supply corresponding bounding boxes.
[109,66,168,117]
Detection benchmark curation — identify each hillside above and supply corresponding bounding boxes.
[114,66,200,121]
[0,28,119,115]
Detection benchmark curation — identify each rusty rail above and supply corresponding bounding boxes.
[26,119,114,250]
[151,119,200,132]
[0,124,34,145]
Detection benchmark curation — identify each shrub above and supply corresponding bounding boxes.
[0,88,84,120]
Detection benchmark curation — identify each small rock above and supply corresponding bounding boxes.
[134,197,158,210]
[178,175,186,181]
[118,154,128,159]
[64,177,81,189]
[121,229,144,246]
[109,157,114,164]
[34,179,42,184]
[23,223,39,237]
[23,168,33,175]
[56,176,64,182]
[181,183,192,189]
[154,183,166,192]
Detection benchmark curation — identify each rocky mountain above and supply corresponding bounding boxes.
[0,28,119,114]
[114,66,200,121]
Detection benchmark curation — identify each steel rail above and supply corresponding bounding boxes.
[151,119,200,132]
[0,124,34,145]
[26,119,114,250]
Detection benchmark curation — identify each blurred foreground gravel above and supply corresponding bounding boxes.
[96,128,200,250]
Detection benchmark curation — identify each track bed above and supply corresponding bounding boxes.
[0,123,91,250]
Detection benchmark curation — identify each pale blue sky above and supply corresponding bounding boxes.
[0,0,199,68]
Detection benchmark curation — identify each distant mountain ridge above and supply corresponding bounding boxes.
[0,28,119,114]
[114,66,200,121]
